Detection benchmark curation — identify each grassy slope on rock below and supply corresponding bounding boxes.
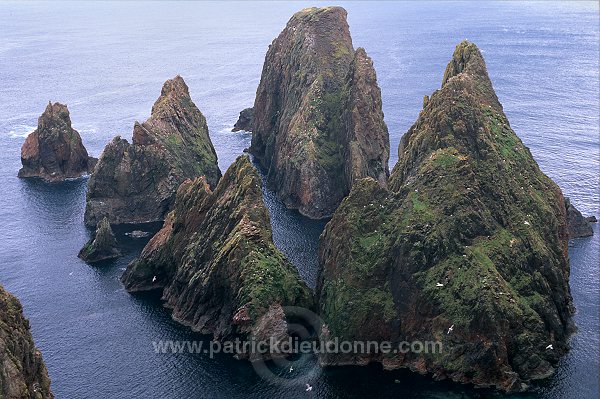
[122,156,313,338]
[317,41,572,392]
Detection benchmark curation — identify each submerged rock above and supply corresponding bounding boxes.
[78,217,121,263]
[121,156,313,351]
[231,107,254,132]
[247,6,389,219]
[0,285,53,398]
[565,198,594,238]
[316,41,574,392]
[84,75,221,227]
[18,102,96,182]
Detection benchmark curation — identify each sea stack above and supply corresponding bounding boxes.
[0,285,53,398]
[84,76,222,227]
[78,217,121,263]
[121,156,313,351]
[316,41,574,392]
[565,198,594,238]
[246,6,389,218]
[18,102,96,182]
[231,107,254,132]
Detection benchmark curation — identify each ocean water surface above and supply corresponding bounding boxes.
[0,1,598,398]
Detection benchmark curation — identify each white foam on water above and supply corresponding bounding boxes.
[7,124,36,138]
[218,124,236,134]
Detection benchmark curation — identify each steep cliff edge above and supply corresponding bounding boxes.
[0,285,53,399]
[121,156,313,351]
[18,102,96,182]
[84,76,221,227]
[316,41,574,392]
[247,6,389,218]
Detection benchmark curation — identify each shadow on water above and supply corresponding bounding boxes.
[250,156,329,289]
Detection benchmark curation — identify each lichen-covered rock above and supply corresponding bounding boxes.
[78,217,121,263]
[248,6,389,218]
[316,41,574,392]
[84,75,221,227]
[121,156,313,350]
[232,107,254,132]
[0,285,53,399]
[18,102,96,182]
[565,198,594,238]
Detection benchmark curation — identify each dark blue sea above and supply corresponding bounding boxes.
[0,1,598,398]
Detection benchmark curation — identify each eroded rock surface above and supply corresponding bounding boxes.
[565,198,594,238]
[78,217,121,263]
[247,7,389,218]
[121,156,313,353]
[232,107,254,132]
[84,76,221,226]
[18,102,96,182]
[0,285,53,399]
[316,41,574,392]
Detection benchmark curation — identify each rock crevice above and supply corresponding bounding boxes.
[247,6,389,219]
[121,156,313,349]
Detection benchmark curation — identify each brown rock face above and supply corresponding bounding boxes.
[18,102,96,182]
[84,76,221,227]
[248,6,389,219]
[316,41,574,392]
[121,156,313,350]
[78,217,121,263]
[0,285,53,399]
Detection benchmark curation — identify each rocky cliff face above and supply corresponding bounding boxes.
[316,41,574,392]
[84,76,221,227]
[248,6,389,218]
[565,198,594,238]
[232,107,254,132]
[18,102,96,182]
[78,217,121,263]
[0,285,53,399]
[121,156,313,350]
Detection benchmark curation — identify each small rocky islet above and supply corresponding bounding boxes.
[77,217,121,263]
[10,5,597,396]
[18,102,96,182]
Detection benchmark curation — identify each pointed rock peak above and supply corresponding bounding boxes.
[219,155,260,191]
[350,47,376,78]
[160,75,189,97]
[40,101,71,127]
[151,75,192,116]
[441,40,489,86]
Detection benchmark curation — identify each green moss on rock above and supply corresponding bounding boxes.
[84,75,221,226]
[121,156,313,348]
[317,41,573,392]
